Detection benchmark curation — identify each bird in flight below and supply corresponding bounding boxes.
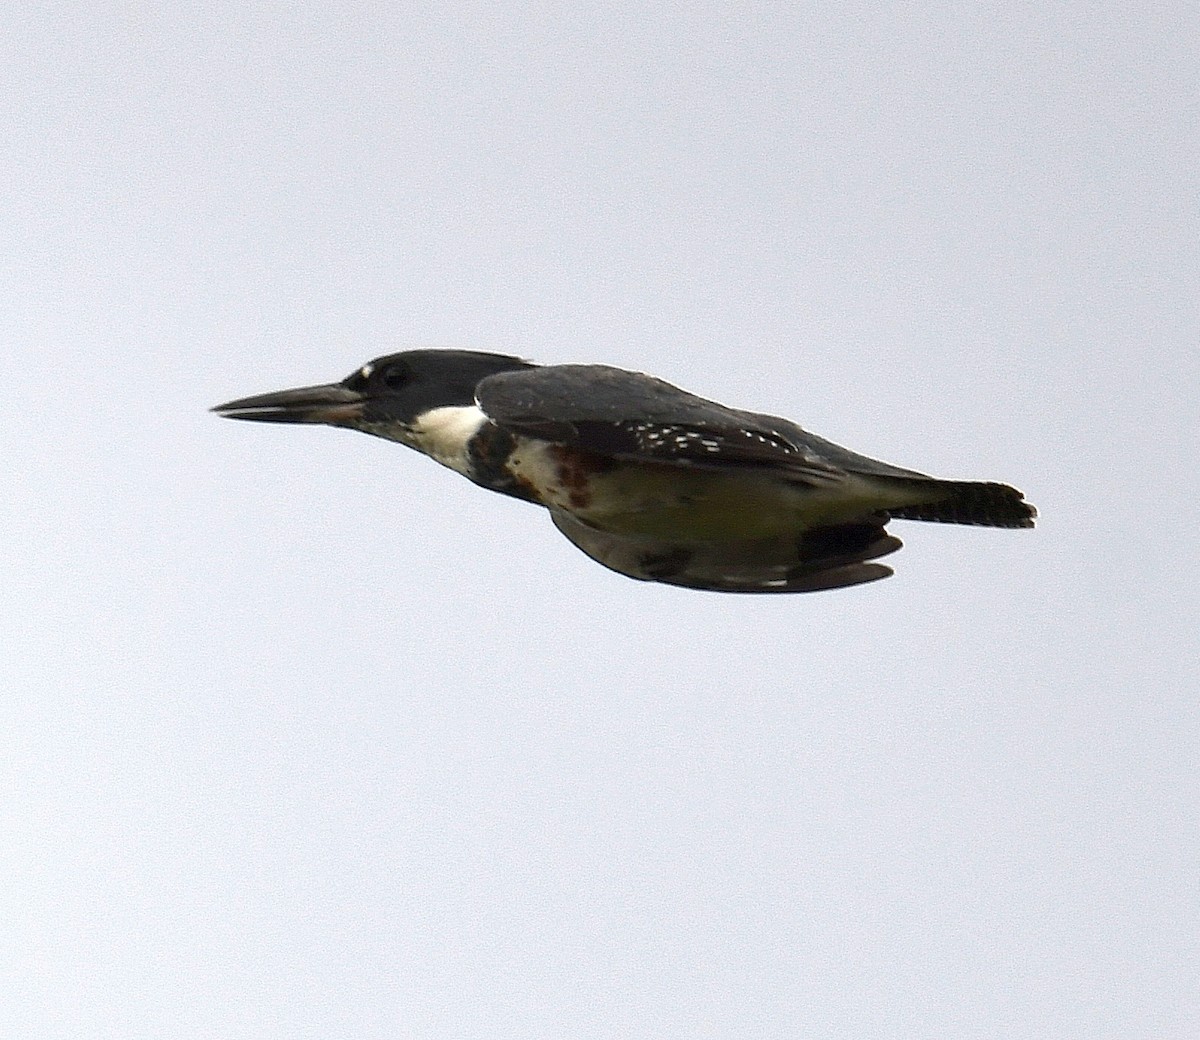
[213,350,1035,593]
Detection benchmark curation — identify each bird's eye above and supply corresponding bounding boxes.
[381,365,409,388]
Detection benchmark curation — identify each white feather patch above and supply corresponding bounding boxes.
[408,405,488,475]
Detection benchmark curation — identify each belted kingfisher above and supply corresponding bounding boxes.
[213,350,1035,593]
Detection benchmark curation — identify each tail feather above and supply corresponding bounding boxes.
[883,478,1036,529]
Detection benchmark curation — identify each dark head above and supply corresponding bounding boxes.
[212,349,535,438]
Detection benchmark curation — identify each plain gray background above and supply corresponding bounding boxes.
[4,3,1197,1037]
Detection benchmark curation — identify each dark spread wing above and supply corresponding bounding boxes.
[476,365,846,483]
[549,511,901,593]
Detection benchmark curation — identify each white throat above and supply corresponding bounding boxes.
[407,405,488,475]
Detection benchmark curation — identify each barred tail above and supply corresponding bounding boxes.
[882,478,1037,528]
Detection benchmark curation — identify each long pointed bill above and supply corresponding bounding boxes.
[211,383,366,425]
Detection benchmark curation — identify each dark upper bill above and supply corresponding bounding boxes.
[211,383,365,425]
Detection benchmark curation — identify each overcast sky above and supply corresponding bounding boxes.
[3,3,1197,1038]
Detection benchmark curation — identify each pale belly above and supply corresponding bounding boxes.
[504,441,899,541]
